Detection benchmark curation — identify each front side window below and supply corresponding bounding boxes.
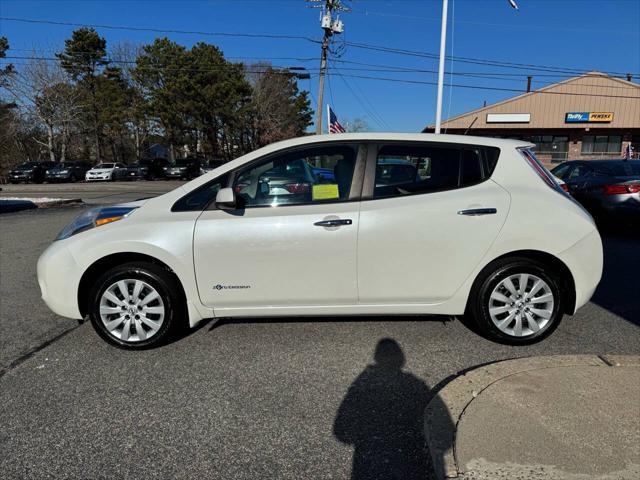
[233,145,357,207]
[172,174,229,212]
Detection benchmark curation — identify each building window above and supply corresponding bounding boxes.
[531,135,568,162]
[581,135,621,154]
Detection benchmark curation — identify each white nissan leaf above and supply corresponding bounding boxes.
[38,134,603,349]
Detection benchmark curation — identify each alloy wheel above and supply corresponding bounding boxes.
[99,279,165,342]
[488,273,554,337]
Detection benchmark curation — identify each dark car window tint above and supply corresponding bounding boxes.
[172,174,229,212]
[569,165,591,179]
[461,149,484,187]
[374,145,461,198]
[551,163,571,180]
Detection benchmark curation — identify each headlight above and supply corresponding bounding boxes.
[59,170,69,174]
[56,206,137,240]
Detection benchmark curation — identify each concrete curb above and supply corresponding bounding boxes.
[35,198,83,208]
[0,198,83,214]
[424,354,640,479]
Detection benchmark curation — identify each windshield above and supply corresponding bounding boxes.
[51,162,73,169]
[17,162,38,170]
[94,163,115,169]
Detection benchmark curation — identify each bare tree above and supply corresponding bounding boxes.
[6,55,85,162]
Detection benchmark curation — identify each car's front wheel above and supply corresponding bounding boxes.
[88,262,184,349]
[470,258,564,345]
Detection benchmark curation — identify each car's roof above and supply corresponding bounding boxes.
[266,132,532,150]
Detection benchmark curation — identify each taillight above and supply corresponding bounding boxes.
[603,183,640,195]
[284,183,310,194]
[560,183,570,193]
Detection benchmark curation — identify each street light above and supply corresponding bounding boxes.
[434,0,519,134]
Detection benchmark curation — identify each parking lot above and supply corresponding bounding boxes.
[1,182,639,479]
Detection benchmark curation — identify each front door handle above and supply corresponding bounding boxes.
[457,208,497,216]
[314,219,353,227]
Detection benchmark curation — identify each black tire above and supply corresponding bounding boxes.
[70,174,77,183]
[88,262,185,349]
[469,257,564,345]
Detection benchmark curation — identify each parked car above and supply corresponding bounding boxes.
[8,161,55,184]
[164,157,202,180]
[551,160,640,222]
[125,158,170,181]
[38,134,602,349]
[45,161,91,183]
[85,163,127,182]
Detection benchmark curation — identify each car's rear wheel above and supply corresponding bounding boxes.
[470,258,564,345]
[88,262,183,349]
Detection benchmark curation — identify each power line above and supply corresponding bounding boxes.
[344,41,639,77]
[330,61,391,130]
[4,15,635,78]
[328,73,640,99]
[0,16,321,42]
[4,55,636,90]
[349,7,640,37]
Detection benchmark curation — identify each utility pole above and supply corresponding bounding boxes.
[308,0,347,134]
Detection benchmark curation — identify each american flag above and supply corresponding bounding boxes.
[328,106,346,134]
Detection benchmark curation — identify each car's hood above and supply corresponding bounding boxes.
[88,168,113,173]
[115,199,149,208]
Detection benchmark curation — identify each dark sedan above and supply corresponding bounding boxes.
[125,158,170,181]
[8,161,56,184]
[45,161,91,182]
[164,158,202,180]
[551,160,640,223]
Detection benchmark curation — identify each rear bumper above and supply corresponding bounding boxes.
[557,229,603,313]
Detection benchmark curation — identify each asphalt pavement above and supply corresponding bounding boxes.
[0,183,639,479]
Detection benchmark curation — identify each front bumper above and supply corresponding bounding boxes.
[557,229,603,313]
[45,174,71,182]
[165,169,187,178]
[8,173,32,182]
[86,173,111,181]
[37,241,83,319]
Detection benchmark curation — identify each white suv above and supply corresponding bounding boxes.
[38,134,602,348]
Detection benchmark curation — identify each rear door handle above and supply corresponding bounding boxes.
[314,219,353,227]
[457,208,497,216]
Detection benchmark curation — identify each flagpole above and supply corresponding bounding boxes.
[434,0,448,135]
[434,0,519,134]
[326,104,330,134]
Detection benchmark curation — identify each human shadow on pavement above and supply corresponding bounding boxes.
[333,338,453,480]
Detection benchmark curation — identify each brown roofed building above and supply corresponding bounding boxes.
[423,72,640,165]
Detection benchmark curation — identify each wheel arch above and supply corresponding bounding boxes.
[468,249,576,315]
[77,252,188,319]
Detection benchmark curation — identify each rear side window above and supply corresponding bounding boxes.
[373,144,498,199]
[461,149,483,187]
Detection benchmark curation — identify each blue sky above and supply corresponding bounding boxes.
[1,0,639,132]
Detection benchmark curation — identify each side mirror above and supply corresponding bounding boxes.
[215,187,236,210]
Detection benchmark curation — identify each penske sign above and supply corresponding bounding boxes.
[565,112,614,123]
